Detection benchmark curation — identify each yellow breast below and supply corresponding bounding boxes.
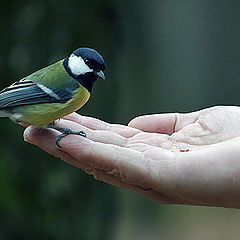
[17,86,90,126]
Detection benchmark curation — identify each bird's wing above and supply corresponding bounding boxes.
[0,78,74,109]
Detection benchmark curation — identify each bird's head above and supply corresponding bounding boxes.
[63,47,106,92]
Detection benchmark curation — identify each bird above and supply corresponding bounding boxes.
[0,47,106,146]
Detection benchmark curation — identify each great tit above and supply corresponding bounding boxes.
[0,47,106,146]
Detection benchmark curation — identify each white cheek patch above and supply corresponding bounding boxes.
[68,54,93,76]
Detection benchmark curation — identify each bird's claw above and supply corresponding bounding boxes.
[46,124,86,148]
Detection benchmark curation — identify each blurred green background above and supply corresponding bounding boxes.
[1,0,240,239]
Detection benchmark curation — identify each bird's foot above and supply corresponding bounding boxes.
[48,119,60,126]
[46,124,86,148]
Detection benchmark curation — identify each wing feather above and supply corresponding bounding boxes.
[0,79,73,109]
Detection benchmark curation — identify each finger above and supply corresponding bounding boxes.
[128,110,207,134]
[86,168,184,204]
[24,126,115,175]
[61,112,82,122]
[23,126,82,167]
[24,126,59,156]
[58,134,162,188]
[128,113,176,134]
[62,113,141,138]
[24,125,138,179]
[24,126,185,204]
[73,166,190,205]
[54,119,127,146]
[126,132,171,149]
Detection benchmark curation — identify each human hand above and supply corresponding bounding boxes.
[23,106,240,208]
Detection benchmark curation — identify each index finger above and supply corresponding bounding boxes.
[62,113,142,138]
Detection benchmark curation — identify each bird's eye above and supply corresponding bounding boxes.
[85,59,94,69]
[85,59,93,68]
[84,59,102,72]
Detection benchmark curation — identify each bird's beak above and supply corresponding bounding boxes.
[95,70,105,79]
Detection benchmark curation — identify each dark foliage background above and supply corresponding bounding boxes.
[1,1,240,239]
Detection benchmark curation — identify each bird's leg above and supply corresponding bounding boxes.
[48,120,59,125]
[46,124,86,148]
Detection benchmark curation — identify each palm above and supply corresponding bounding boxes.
[24,106,240,208]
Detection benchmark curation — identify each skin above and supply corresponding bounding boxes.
[23,105,240,208]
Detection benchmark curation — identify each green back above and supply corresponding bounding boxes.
[26,60,79,90]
